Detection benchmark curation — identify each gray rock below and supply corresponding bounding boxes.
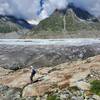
[60,94,68,100]
[71,96,84,100]
[0,44,100,70]
[92,95,100,100]
[0,84,21,100]
[71,96,78,100]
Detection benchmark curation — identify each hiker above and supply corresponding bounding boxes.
[30,66,36,83]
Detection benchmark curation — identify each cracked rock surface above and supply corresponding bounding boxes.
[0,55,100,99]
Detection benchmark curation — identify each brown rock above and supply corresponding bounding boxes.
[22,83,52,97]
[0,55,100,97]
[58,80,69,89]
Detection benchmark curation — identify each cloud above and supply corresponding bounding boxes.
[0,0,100,25]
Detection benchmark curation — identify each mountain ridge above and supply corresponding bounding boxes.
[0,7,100,38]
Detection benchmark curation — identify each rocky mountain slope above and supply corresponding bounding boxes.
[0,55,100,100]
[0,9,100,38]
[0,15,33,39]
[29,9,100,38]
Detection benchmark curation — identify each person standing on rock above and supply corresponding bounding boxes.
[30,66,36,83]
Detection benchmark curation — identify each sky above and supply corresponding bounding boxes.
[0,0,100,25]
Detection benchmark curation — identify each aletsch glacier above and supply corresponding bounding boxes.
[0,39,100,46]
[0,0,100,24]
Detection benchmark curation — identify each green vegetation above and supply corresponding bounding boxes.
[37,13,63,32]
[31,11,100,33]
[0,18,22,33]
[0,24,18,33]
[27,10,100,38]
[1,10,100,38]
[47,95,60,100]
[90,80,100,96]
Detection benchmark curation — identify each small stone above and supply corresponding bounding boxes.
[60,94,67,99]
[71,96,78,100]
[36,96,41,100]
[92,95,100,100]
[90,74,93,77]
[77,96,84,100]
[41,94,48,100]
[76,81,91,90]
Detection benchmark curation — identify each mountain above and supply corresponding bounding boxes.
[35,6,100,31]
[0,15,34,38]
[29,9,100,38]
[0,15,33,33]
[68,3,99,22]
[0,7,100,38]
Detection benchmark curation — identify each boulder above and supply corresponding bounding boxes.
[0,84,21,100]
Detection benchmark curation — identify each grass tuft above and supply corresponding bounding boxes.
[47,95,60,100]
[90,80,100,96]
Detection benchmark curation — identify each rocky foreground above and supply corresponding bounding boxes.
[0,55,100,100]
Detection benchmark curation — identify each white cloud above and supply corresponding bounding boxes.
[0,0,100,24]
